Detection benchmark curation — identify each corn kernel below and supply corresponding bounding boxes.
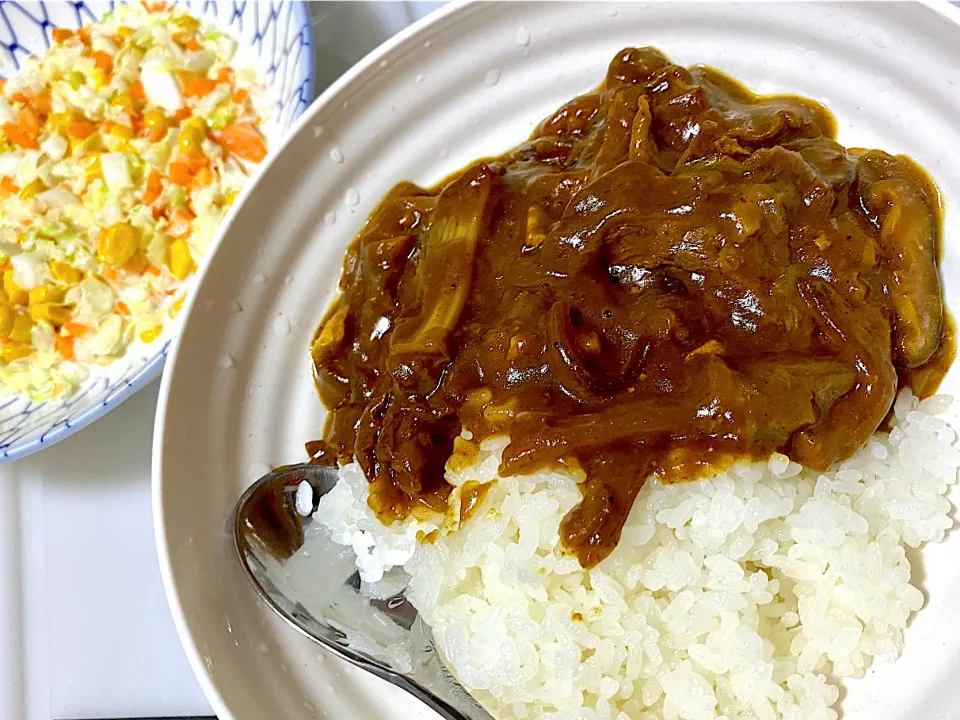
[29,302,72,325]
[168,295,185,318]
[109,123,135,140]
[3,271,27,305]
[18,178,47,200]
[98,222,141,265]
[91,69,105,89]
[143,109,169,141]
[116,26,133,39]
[139,325,162,343]
[10,313,32,343]
[0,302,14,337]
[173,15,201,31]
[68,71,85,90]
[71,132,104,158]
[49,261,84,285]
[28,286,65,305]
[178,116,207,155]
[2,343,32,363]
[168,239,194,280]
[83,154,102,182]
[111,92,138,114]
[224,191,237,206]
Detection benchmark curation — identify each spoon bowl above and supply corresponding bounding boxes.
[233,463,494,720]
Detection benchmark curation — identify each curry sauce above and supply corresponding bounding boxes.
[307,47,953,567]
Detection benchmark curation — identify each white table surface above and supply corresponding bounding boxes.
[4,3,442,718]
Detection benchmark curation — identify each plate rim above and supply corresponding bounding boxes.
[151,0,960,717]
[0,0,315,463]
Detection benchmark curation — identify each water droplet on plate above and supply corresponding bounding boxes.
[516,27,530,46]
[342,100,349,110]
[484,68,501,86]
[330,147,344,164]
[379,59,389,68]
[284,274,295,285]
[219,353,235,369]
[272,315,291,337]
[424,40,432,48]
[344,188,360,207]
[253,273,267,285]
[202,298,215,311]
[259,642,268,653]
[313,125,323,138]
[325,211,337,226]
[607,7,619,17]
[415,74,425,83]
[869,28,889,49]
[439,148,449,159]
[231,300,243,313]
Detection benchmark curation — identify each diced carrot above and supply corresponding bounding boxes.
[123,253,147,274]
[116,300,131,315]
[152,205,165,220]
[68,118,97,139]
[193,166,213,187]
[3,123,36,149]
[52,28,74,44]
[168,161,192,186]
[216,68,233,84]
[217,122,267,163]
[77,26,91,44]
[185,38,201,52]
[33,90,51,116]
[174,207,195,222]
[18,107,39,139]
[184,153,208,173]
[143,169,163,204]
[182,76,216,98]
[0,79,6,92]
[144,264,162,276]
[232,89,248,104]
[63,321,91,338]
[174,107,192,122]
[1,176,20,194]
[92,51,113,75]
[99,266,118,282]
[0,259,11,272]
[143,1,170,13]
[10,92,29,106]
[129,80,145,101]
[55,335,74,360]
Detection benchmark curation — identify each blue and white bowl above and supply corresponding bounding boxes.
[0,0,313,461]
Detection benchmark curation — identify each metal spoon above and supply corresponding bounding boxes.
[234,463,494,720]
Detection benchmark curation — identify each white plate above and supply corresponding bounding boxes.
[153,2,960,718]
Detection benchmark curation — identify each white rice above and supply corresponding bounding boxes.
[314,389,960,720]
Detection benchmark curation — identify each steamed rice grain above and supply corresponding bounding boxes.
[314,389,960,719]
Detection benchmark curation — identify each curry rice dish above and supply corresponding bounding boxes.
[305,47,959,720]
